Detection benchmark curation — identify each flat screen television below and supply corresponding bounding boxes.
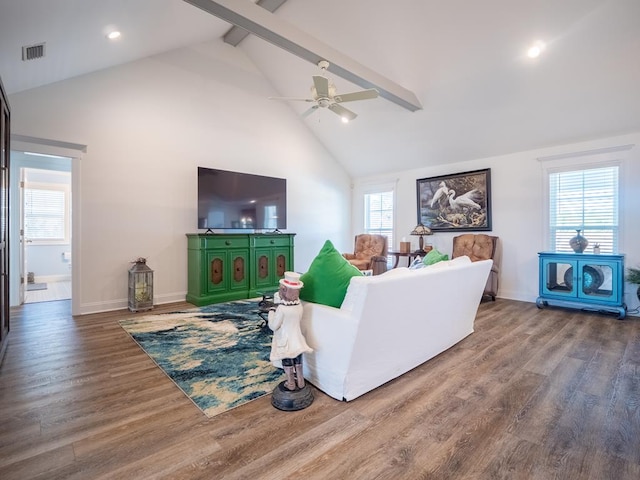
[197,167,287,231]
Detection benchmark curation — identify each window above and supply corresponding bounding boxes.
[24,182,71,244]
[264,205,277,230]
[364,190,394,249]
[548,165,618,253]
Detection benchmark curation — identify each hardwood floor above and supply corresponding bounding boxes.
[1,299,639,479]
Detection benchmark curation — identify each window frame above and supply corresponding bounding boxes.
[540,145,629,254]
[24,180,71,246]
[547,166,619,253]
[360,181,396,252]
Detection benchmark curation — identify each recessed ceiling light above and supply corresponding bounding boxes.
[106,31,121,40]
[527,41,545,58]
[341,117,349,124]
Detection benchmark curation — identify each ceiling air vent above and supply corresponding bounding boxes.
[22,42,46,61]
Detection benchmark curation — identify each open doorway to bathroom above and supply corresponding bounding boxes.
[22,166,72,303]
[13,152,72,304]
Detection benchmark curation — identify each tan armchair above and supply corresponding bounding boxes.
[452,234,500,300]
[343,234,389,276]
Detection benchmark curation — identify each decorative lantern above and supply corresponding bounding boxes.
[128,257,154,312]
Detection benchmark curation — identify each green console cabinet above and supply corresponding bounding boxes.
[252,235,293,296]
[186,233,295,306]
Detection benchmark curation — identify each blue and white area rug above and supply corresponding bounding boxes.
[119,300,283,418]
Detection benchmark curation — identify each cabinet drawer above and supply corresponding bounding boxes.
[192,236,250,250]
[254,236,291,248]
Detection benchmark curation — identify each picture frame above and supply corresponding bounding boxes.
[416,168,492,232]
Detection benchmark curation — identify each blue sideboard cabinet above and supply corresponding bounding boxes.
[537,252,627,319]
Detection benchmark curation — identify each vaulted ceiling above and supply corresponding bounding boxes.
[1,0,639,177]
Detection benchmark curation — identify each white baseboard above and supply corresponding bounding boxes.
[77,292,188,316]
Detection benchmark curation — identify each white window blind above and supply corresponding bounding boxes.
[364,190,394,250]
[549,165,618,253]
[24,184,69,243]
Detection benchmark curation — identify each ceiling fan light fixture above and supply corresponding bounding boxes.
[269,60,375,121]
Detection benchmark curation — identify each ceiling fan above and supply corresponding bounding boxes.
[269,60,379,122]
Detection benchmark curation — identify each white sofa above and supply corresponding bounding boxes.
[300,256,492,401]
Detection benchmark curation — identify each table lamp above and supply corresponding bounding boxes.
[410,223,432,252]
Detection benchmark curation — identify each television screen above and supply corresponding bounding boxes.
[197,167,287,231]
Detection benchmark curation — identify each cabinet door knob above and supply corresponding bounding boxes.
[270,240,275,244]
[225,240,231,246]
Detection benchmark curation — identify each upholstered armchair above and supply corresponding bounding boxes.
[452,234,500,300]
[342,234,389,275]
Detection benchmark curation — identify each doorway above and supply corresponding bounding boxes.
[22,165,72,303]
[9,134,84,314]
[10,150,73,305]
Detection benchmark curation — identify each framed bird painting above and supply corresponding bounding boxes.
[416,168,492,232]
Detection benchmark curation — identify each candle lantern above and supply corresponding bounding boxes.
[128,257,154,312]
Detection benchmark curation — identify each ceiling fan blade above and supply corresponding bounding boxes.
[269,96,315,102]
[302,105,319,117]
[312,75,330,98]
[329,103,357,121]
[334,89,379,103]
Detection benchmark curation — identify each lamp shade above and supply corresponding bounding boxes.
[410,224,432,236]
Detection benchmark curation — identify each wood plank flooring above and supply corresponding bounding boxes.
[1,299,639,479]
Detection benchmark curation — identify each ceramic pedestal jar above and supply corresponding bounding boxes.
[569,229,589,253]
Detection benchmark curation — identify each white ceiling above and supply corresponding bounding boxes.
[1,0,639,177]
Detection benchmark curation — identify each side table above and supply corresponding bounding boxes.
[257,291,277,329]
[388,249,431,268]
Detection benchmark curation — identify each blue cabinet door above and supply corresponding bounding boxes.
[540,256,576,299]
[575,259,622,305]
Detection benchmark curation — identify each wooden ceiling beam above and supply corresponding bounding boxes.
[183,0,422,112]
[222,0,287,47]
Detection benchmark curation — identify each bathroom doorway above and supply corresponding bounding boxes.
[11,151,72,304]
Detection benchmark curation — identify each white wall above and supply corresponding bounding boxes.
[25,245,72,281]
[8,40,352,314]
[353,132,640,313]
[8,37,639,316]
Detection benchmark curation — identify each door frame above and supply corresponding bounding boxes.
[18,167,25,304]
[10,134,85,315]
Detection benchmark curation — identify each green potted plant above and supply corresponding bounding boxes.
[626,266,640,302]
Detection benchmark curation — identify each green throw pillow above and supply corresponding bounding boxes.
[300,240,363,308]
[423,247,449,266]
